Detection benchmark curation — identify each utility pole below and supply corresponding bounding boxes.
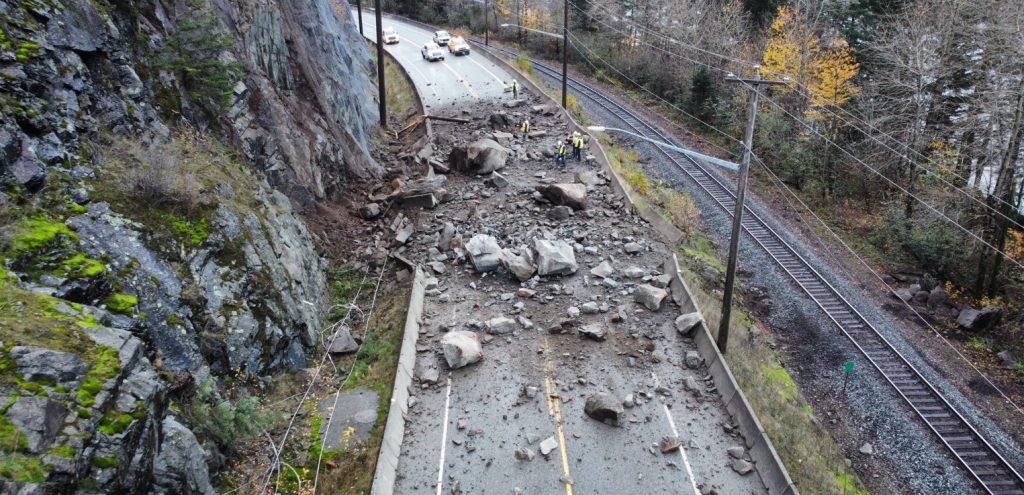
[484,0,489,46]
[356,0,363,35]
[374,0,386,128]
[561,0,568,109]
[718,67,786,354]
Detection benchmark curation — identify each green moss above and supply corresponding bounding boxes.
[103,293,138,315]
[66,202,88,215]
[169,216,209,247]
[75,346,121,408]
[0,413,30,453]
[0,453,49,482]
[14,41,39,62]
[48,444,76,459]
[166,313,184,326]
[91,456,118,469]
[98,412,135,435]
[59,253,107,279]
[3,216,77,257]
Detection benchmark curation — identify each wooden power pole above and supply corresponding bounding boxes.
[374,0,386,128]
[718,67,786,354]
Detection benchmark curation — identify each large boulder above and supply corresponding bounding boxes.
[536,184,587,210]
[926,286,950,310]
[500,247,537,281]
[465,234,502,272]
[584,393,624,426]
[957,307,1002,332]
[674,312,703,337]
[441,331,483,369]
[635,284,669,311]
[448,139,511,175]
[534,239,578,276]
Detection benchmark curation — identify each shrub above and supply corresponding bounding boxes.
[687,67,719,126]
[184,380,270,451]
[515,53,533,75]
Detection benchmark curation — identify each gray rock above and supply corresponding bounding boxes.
[439,222,457,251]
[578,324,606,341]
[580,302,600,314]
[567,306,581,318]
[485,172,509,189]
[590,261,615,278]
[997,350,1018,369]
[912,290,930,303]
[449,139,511,175]
[485,317,517,335]
[859,443,874,455]
[624,242,643,254]
[730,458,754,475]
[926,286,950,310]
[2,397,67,453]
[327,326,359,354]
[651,274,673,289]
[515,446,535,461]
[575,170,606,189]
[500,248,537,282]
[894,288,914,302]
[684,351,703,369]
[9,152,46,192]
[10,346,88,385]
[504,98,527,108]
[442,331,483,369]
[151,417,215,495]
[624,267,646,279]
[584,393,624,426]
[359,202,381,219]
[548,205,574,221]
[674,312,704,337]
[635,284,669,311]
[727,446,745,459]
[489,112,512,127]
[957,307,1002,332]
[534,239,578,276]
[683,376,701,396]
[539,436,559,455]
[536,183,587,210]
[466,234,503,272]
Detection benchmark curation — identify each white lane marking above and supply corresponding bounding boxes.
[439,61,479,99]
[652,371,701,495]
[435,375,453,495]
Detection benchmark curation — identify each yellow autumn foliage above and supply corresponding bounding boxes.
[809,38,861,109]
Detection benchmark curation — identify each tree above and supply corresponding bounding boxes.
[761,5,819,109]
[809,38,861,196]
[687,67,719,126]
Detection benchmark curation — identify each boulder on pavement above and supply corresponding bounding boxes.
[448,139,511,175]
[465,234,502,272]
[674,312,703,337]
[489,112,513,127]
[957,306,1002,332]
[534,239,578,276]
[501,247,537,281]
[536,184,587,210]
[590,261,615,278]
[684,350,703,369]
[485,172,509,189]
[548,205,573,221]
[441,331,483,369]
[584,393,623,426]
[634,284,668,311]
[485,317,517,335]
[578,324,606,341]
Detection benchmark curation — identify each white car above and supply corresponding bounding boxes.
[383,26,399,44]
[433,30,451,46]
[448,36,470,56]
[421,43,445,62]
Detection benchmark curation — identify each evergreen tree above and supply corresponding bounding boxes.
[687,68,719,126]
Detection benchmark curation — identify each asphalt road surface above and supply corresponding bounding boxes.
[354,11,513,109]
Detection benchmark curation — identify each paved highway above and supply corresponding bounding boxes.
[354,11,513,109]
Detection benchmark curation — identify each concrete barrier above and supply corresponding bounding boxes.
[473,42,800,495]
[371,267,426,495]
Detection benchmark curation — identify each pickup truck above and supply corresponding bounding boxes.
[448,36,470,56]
[421,42,445,62]
[382,26,399,44]
[433,30,451,46]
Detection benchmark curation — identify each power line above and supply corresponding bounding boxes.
[573,1,1024,223]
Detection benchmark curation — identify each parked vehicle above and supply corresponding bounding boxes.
[383,26,399,44]
[421,42,445,62]
[448,36,470,56]
[433,30,451,46]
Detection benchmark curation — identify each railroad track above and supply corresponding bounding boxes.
[472,40,1024,494]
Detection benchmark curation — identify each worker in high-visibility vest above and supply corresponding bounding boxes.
[555,140,568,167]
[511,80,519,99]
[520,118,530,140]
[572,132,583,161]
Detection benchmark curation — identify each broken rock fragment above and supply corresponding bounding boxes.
[465,234,502,272]
[534,239,578,276]
[584,393,624,426]
[536,183,587,210]
[578,324,606,341]
[500,247,537,281]
[590,260,615,278]
[634,284,668,311]
[485,317,517,335]
[441,331,483,369]
[448,139,511,175]
[674,312,703,337]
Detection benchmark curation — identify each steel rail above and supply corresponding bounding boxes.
[473,40,1024,494]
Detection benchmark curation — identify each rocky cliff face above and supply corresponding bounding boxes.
[0,0,376,492]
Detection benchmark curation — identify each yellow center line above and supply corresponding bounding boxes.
[541,337,575,495]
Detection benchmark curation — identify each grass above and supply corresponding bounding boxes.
[967,337,988,352]
[0,453,49,482]
[327,266,374,322]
